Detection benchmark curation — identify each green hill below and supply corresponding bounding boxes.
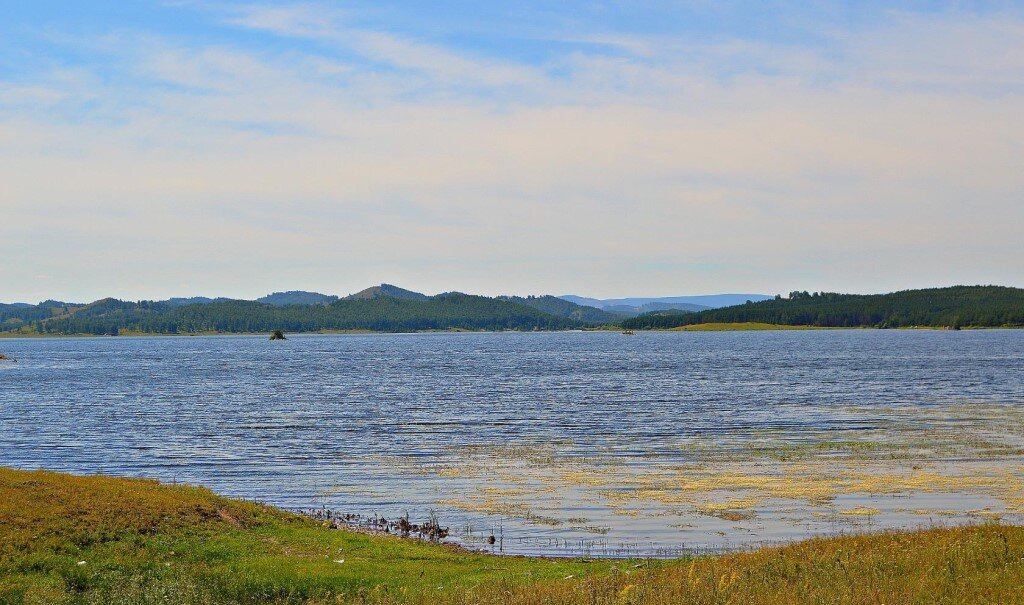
[622,285,1024,330]
[9,291,581,335]
[256,291,339,306]
[1,303,65,327]
[497,295,624,323]
[9,285,1024,335]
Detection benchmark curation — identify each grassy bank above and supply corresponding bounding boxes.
[667,322,821,331]
[2,468,1023,604]
[661,323,1000,331]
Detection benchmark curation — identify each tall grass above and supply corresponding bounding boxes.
[2,468,1022,604]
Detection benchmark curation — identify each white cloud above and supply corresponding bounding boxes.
[0,5,1022,301]
[225,3,344,38]
[843,12,1024,91]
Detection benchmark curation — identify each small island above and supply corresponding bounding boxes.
[269,329,286,340]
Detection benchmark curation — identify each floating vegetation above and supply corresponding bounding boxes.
[695,498,760,521]
[436,497,563,526]
[575,525,611,535]
[895,508,960,517]
[559,469,613,487]
[350,402,1024,553]
[839,506,880,517]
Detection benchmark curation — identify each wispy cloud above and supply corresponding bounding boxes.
[223,3,549,90]
[1,2,1022,301]
[225,3,342,38]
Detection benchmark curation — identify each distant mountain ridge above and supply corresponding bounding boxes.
[3,289,581,335]
[0,286,798,334]
[560,293,772,313]
[605,302,710,314]
[163,296,234,306]
[6,285,1016,336]
[497,295,623,323]
[257,291,339,306]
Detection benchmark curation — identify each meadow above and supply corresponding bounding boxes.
[2,467,1023,604]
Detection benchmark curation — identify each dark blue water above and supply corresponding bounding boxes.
[1,331,1022,555]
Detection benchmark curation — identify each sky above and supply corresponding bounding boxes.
[2,1,1023,303]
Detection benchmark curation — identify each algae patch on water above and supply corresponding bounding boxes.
[380,403,1024,548]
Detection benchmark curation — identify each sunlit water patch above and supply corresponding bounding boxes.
[1,331,1022,556]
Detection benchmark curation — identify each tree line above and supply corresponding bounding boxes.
[621,286,1024,329]
[8,285,1024,335]
[6,293,584,335]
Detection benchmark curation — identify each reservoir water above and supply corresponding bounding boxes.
[2,331,1022,556]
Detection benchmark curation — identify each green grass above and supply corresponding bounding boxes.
[0,468,619,604]
[2,467,1023,604]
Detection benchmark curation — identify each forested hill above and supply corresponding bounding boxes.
[621,286,1024,330]
[497,295,625,323]
[256,291,339,306]
[1,292,598,335]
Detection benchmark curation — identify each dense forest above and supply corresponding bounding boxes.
[0,300,79,326]
[256,291,339,306]
[621,286,1024,329]
[1,292,593,335]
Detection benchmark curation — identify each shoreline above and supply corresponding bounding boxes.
[2,467,1022,604]
[8,465,1024,553]
[2,324,1021,339]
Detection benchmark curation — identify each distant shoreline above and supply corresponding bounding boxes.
[6,286,1022,337]
[0,328,590,339]
[1,324,1019,339]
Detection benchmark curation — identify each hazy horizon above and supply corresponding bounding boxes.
[4,282,1019,307]
[3,1,1023,302]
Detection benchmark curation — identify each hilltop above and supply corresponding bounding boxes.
[623,285,1024,330]
[257,291,340,306]
[163,296,234,306]
[347,284,429,301]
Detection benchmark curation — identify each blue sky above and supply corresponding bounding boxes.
[2,1,1023,302]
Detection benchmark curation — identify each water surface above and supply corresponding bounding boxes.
[1,331,1022,556]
